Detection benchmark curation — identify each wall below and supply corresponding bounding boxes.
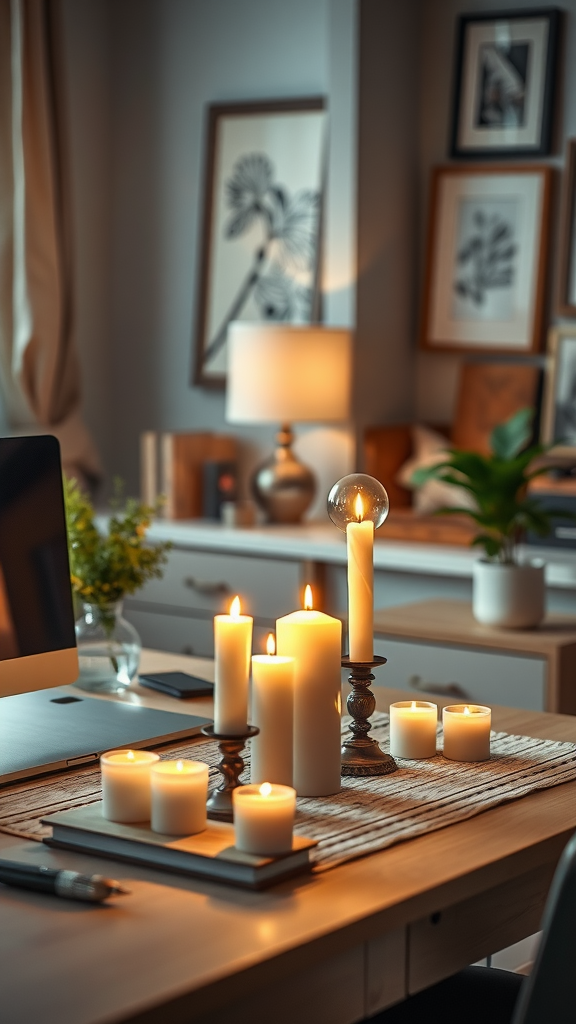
[415,0,576,425]
[104,0,358,505]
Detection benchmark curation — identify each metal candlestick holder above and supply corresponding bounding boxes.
[341,656,397,777]
[201,724,259,822]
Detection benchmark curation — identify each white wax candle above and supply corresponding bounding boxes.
[150,759,208,835]
[251,634,294,787]
[100,749,159,823]
[442,704,491,762]
[214,595,253,735]
[276,587,342,797]
[233,782,296,855]
[347,500,374,662]
[389,701,438,759]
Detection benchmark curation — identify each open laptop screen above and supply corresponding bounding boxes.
[0,435,78,695]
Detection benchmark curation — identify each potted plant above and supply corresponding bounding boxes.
[413,408,566,628]
[64,479,170,691]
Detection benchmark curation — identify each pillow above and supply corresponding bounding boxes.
[396,425,476,515]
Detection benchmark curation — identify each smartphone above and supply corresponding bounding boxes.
[139,671,214,699]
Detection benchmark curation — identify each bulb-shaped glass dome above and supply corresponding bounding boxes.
[327,473,389,532]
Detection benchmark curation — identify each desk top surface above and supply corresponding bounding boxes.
[3,649,576,1024]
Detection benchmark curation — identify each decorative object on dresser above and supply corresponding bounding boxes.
[541,326,576,459]
[450,8,559,159]
[420,165,551,355]
[226,322,351,523]
[558,139,576,316]
[412,408,570,628]
[64,479,170,692]
[140,431,237,520]
[193,97,327,387]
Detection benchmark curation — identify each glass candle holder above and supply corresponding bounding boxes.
[389,701,438,759]
[442,705,491,762]
[327,473,389,533]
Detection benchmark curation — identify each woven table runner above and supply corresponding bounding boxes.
[1,714,575,873]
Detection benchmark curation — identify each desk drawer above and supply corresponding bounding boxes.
[134,548,301,618]
[373,636,546,711]
[125,607,271,658]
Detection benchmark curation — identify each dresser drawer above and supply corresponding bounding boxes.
[373,636,546,711]
[134,548,301,618]
[125,607,272,659]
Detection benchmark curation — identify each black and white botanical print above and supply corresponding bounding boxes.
[203,153,320,365]
[452,198,518,322]
[475,41,530,128]
[554,338,576,445]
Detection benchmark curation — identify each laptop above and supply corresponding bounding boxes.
[0,436,211,786]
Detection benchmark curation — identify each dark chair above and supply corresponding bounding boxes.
[367,831,576,1024]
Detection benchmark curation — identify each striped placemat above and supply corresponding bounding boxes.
[1,714,575,873]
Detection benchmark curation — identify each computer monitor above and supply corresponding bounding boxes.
[0,435,78,697]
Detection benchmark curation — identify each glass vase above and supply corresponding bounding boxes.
[75,601,142,694]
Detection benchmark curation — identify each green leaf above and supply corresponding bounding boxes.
[490,408,533,460]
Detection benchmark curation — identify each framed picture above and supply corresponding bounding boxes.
[450,8,559,159]
[193,98,327,387]
[420,165,551,355]
[558,139,576,316]
[542,327,576,458]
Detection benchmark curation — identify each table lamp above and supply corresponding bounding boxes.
[226,322,352,523]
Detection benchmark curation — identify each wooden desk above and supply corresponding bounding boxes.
[2,650,576,1024]
[374,600,576,715]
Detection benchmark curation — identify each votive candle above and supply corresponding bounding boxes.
[389,700,438,759]
[100,749,159,823]
[442,704,491,762]
[150,759,209,835]
[214,595,253,734]
[233,782,296,855]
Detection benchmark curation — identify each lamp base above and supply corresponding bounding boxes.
[252,424,315,524]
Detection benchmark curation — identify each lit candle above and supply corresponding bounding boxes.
[150,759,209,835]
[100,749,159,823]
[389,701,438,759]
[233,782,296,855]
[442,704,491,762]
[276,586,342,796]
[214,595,253,735]
[347,493,374,662]
[251,634,294,786]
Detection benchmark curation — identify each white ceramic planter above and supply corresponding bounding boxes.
[472,560,545,629]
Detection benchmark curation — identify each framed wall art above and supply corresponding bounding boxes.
[450,8,559,159]
[541,327,576,458]
[193,98,327,387]
[420,165,551,355]
[558,139,576,317]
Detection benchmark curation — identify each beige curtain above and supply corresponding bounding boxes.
[0,0,101,482]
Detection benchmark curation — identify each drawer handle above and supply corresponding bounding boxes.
[183,576,231,597]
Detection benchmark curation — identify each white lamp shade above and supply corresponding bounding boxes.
[226,323,352,424]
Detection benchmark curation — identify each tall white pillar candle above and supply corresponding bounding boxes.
[150,759,209,835]
[233,782,296,855]
[389,701,438,759]
[100,749,159,823]
[442,704,491,762]
[214,595,253,735]
[347,495,374,662]
[251,634,294,786]
[276,587,342,796]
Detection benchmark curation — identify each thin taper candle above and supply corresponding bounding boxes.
[347,493,374,662]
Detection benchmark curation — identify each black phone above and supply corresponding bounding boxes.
[139,672,214,699]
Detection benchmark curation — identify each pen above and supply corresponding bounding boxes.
[0,860,130,902]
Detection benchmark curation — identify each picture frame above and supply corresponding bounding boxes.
[558,139,576,317]
[541,327,576,458]
[192,98,327,388]
[420,165,552,355]
[450,8,560,159]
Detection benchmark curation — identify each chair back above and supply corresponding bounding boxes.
[512,832,576,1024]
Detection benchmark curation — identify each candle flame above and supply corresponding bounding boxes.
[304,584,313,611]
[260,782,272,797]
[176,760,183,771]
[354,492,364,521]
[126,750,135,761]
[266,633,276,656]
[230,595,241,617]
[464,705,470,716]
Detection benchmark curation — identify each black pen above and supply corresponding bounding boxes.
[0,860,130,902]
